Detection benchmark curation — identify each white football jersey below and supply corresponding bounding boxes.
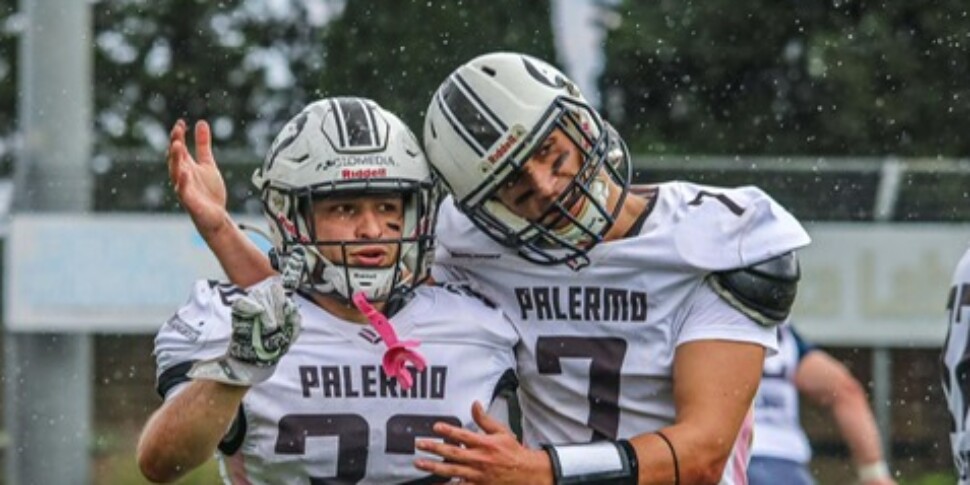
[751,324,814,464]
[154,280,518,485]
[943,246,970,484]
[433,181,811,485]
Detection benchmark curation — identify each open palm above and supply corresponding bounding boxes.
[167,119,229,235]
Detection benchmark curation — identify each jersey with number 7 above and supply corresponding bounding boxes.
[433,181,811,485]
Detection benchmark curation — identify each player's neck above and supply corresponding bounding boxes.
[311,292,383,325]
[602,189,650,242]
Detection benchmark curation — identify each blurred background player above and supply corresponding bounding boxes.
[137,97,518,483]
[749,323,896,485]
[942,246,970,484]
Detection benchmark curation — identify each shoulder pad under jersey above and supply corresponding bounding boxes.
[709,251,800,327]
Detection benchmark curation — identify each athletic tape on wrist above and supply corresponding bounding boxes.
[857,460,890,482]
[542,440,638,484]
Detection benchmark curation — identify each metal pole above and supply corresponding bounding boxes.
[5,1,93,484]
[867,158,904,465]
[872,347,893,462]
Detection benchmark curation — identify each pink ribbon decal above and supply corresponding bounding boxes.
[352,292,427,390]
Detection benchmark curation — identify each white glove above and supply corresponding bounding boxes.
[188,279,302,386]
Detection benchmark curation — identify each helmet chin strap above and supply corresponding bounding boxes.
[311,248,408,302]
[274,210,410,302]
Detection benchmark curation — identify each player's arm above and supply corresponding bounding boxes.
[543,253,798,484]
[168,119,275,286]
[138,279,301,482]
[795,350,895,485]
[412,336,765,485]
[205,216,275,288]
[137,380,248,483]
[637,339,764,483]
[609,253,797,483]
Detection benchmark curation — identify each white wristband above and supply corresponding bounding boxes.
[857,460,890,482]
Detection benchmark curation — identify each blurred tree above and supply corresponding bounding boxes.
[320,0,557,131]
[92,0,336,211]
[93,0,333,157]
[0,0,17,172]
[600,0,970,157]
[90,0,557,212]
[93,0,556,156]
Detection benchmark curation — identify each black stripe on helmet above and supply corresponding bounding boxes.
[453,74,508,133]
[336,97,376,148]
[328,98,347,148]
[364,101,382,147]
[439,77,502,155]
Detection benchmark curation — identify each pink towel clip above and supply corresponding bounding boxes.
[352,292,426,390]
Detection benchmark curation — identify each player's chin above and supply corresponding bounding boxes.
[540,200,586,231]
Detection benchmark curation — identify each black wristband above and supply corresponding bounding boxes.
[654,431,679,485]
[617,439,639,483]
[542,440,638,484]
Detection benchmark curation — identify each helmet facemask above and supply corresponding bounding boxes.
[262,180,437,303]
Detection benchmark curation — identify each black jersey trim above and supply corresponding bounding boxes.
[156,360,195,399]
[218,405,248,456]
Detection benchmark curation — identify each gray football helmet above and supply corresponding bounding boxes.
[252,97,439,301]
[423,52,630,265]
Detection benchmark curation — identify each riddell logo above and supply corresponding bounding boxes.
[342,168,387,179]
[487,132,520,164]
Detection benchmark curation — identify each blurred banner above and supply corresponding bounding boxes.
[4,215,966,346]
[794,223,966,347]
[5,213,267,333]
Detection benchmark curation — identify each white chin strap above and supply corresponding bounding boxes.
[316,262,397,301]
[303,246,398,301]
[552,177,609,246]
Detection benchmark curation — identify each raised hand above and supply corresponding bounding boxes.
[414,401,553,485]
[188,278,302,386]
[167,119,230,237]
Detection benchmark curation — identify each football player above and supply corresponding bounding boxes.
[173,55,811,483]
[409,52,810,485]
[942,247,970,484]
[136,97,518,484]
[749,323,895,485]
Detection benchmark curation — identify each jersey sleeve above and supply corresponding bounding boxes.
[672,183,811,271]
[674,280,779,355]
[431,198,468,282]
[787,325,817,362]
[153,280,237,399]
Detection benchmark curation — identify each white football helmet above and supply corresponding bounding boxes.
[252,97,439,302]
[423,52,631,265]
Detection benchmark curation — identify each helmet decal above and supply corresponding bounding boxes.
[264,110,310,173]
[522,57,568,90]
